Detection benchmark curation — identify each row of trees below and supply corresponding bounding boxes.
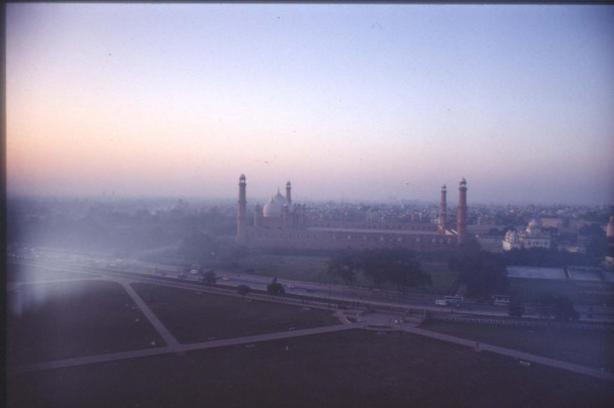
[509,294,578,321]
[448,244,508,300]
[327,249,432,293]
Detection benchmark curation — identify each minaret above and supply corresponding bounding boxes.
[457,178,467,244]
[439,184,447,233]
[236,174,247,245]
[286,181,292,205]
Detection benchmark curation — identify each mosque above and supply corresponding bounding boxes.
[236,175,471,252]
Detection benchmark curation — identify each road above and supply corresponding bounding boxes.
[13,323,361,374]
[9,257,614,382]
[10,248,614,322]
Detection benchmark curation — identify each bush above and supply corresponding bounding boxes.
[202,269,217,285]
[508,297,525,318]
[449,250,507,300]
[267,277,285,296]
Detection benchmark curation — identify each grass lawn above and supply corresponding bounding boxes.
[7,280,165,366]
[131,282,340,343]
[421,320,614,371]
[7,262,97,282]
[8,330,614,408]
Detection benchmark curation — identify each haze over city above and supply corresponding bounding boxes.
[6,4,614,204]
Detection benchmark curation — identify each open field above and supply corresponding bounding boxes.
[7,280,165,366]
[7,262,98,283]
[132,282,340,343]
[8,329,614,408]
[421,320,614,371]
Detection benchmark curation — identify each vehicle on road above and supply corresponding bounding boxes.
[492,294,511,307]
[435,296,464,307]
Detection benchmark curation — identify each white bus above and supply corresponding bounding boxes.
[435,296,463,307]
[492,294,511,306]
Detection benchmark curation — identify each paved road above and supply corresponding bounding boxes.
[12,323,361,374]
[16,249,614,320]
[7,277,104,292]
[14,259,614,324]
[399,325,614,382]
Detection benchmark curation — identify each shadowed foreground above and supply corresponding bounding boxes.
[8,330,614,408]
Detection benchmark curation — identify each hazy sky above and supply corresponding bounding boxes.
[6,4,614,204]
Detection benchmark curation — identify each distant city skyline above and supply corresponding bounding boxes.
[6,4,614,205]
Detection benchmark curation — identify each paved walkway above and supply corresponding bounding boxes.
[119,281,179,347]
[12,323,361,374]
[8,262,614,382]
[399,325,614,382]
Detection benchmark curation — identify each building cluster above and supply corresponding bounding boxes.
[236,175,471,251]
[502,219,552,251]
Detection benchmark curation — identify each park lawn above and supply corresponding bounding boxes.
[7,262,98,283]
[131,282,340,343]
[421,320,614,371]
[7,280,165,366]
[8,329,614,408]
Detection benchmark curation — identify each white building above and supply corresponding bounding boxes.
[502,219,551,251]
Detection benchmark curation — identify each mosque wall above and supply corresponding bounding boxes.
[245,226,457,251]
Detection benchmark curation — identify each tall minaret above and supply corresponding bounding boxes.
[457,178,467,244]
[286,181,292,205]
[439,184,447,233]
[236,174,247,245]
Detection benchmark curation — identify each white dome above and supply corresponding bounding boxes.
[263,191,289,218]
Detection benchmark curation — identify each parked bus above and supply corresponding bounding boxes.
[435,296,463,307]
[492,294,511,306]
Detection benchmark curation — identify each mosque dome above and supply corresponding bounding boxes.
[263,190,289,218]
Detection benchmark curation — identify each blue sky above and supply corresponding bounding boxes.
[6,4,614,204]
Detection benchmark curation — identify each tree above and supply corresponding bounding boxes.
[364,250,430,293]
[237,284,251,296]
[534,293,578,321]
[508,297,525,318]
[327,253,361,285]
[328,249,431,292]
[552,296,578,321]
[267,277,285,296]
[202,269,217,285]
[450,250,508,300]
